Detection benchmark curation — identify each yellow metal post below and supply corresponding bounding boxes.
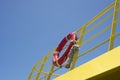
[70,27,86,70]
[47,65,55,80]
[28,65,36,80]
[35,56,47,80]
[109,0,119,50]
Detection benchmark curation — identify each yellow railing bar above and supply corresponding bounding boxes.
[78,32,120,59]
[109,0,119,50]
[41,71,60,77]
[45,48,56,57]
[34,48,55,67]
[28,64,36,80]
[35,56,47,80]
[41,64,53,72]
[47,65,55,80]
[31,69,60,78]
[28,60,47,79]
[75,2,115,34]
[28,48,55,79]
[34,67,40,72]
[39,76,46,80]
[34,66,60,77]
[30,74,39,79]
[78,38,109,59]
[85,13,113,35]
[31,75,36,79]
[82,24,111,46]
[31,72,59,79]
[77,27,86,47]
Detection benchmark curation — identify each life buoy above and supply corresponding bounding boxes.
[52,32,78,67]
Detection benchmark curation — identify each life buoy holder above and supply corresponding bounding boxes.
[52,32,78,67]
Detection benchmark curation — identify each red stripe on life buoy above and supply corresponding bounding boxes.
[52,32,78,67]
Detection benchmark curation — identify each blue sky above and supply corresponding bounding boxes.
[0,0,119,80]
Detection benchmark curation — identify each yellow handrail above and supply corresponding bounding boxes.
[28,0,120,80]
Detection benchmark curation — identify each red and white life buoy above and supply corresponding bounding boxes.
[52,32,78,67]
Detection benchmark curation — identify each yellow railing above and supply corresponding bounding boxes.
[28,0,120,80]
